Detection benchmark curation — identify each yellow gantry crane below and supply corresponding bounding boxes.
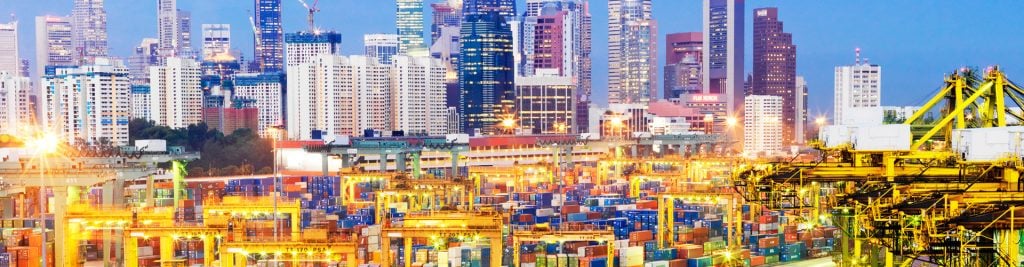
[511,230,616,267]
[380,211,504,267]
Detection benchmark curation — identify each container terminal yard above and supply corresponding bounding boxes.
[2,70,1024,267]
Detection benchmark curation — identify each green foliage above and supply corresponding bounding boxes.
[129,119,274,177]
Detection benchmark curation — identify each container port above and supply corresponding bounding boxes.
[2,69,1024,267]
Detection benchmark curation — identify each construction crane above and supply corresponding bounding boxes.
[297,0,320,33]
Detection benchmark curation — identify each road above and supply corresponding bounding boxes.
[778,257,837,267]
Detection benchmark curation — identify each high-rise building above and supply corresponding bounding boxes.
[285,31,342,68]
[463,0,517,21]
[202,103,259,135]
[521,0,592,131]
[391,55,448,135]
[178,10,194,58]
[149,57,203,128]
[459,11,515,135]
[130,85,151,120]
[201,24,231,60]
[286,55,377,139]
[41,59,131,146]
[752,7,796,145]
[703,0,744,116]
[834,48,881,125]
[35,16,75,78]
[515,75,576,134]
[795,76,808,143]
[157,0,179,56]
[255,0,284,72]
[396,0,427,56]
[0,21,19,76]
[743,95,783,157]
[431,0,462,44]
[365,34,400,65]
[608,0,656,104]
[0,72,31,134]
[664,32,702,99]
[234,73,284,137]
[71,0,109,61]
[128,38,160,85]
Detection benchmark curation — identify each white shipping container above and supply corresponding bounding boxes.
[619,247,644,267]
[536,208,555,217]
[852,124,911,151]
[953,127,1024,161]
[138,246,154,256]
[135,139,167,152]
[819,125,854,148]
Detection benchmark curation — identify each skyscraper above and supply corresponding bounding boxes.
[752,7,796,145]
[608,0,656,104]
[664,32,702,99]
[35,16,75,78]
[463,0,517,21]
[522,0,592,131]
[703,0,744,116]
[149,57,203,128]
[130,85,151,120]
[42,59,131,146]
[515,75,576,134]
[178,10,194,58]
[795,76,808,143]
[459,11,515,135]
[128,38,160,85]
[431,0,462,44]
[157,0,179,56]
[0,21,19,76]
[834,49,881,125]
[365,34,400,65]
[255,0,284,72]
[743,95,783,157]
[71,0,109,61]
[396,0,427,56]
[284,32,342,68]
[202,24,232,60]
[0,72,31,134]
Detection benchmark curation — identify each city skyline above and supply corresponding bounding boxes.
[3,1,1024,117]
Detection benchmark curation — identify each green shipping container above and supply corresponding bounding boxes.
[537,254,547,267]
[765,255,780,264]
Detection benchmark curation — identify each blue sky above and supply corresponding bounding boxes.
[4,0,1024,118]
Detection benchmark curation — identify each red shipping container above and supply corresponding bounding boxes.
[784,233,797,243]
[521,253,537,263]
[562,205,581,214]
[636,200,658,210]
[741,249,751,259]
[669,259,687,267]
[750,255,766,266]
[676,244,703,258]
[581,245,608,257]
[587,212,602,220]
[677,232,694,243]
[758,237,779,248]
[629,230,654,242]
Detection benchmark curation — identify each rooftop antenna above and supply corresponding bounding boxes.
[855,47,861,64]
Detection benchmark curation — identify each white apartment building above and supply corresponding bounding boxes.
[287,54,358,139]
[41,59,131,146]
[744,95,783,157]
[835,52,881,125]
[390,55,447,136]
[0,72,31,134]
[234,73,284,137]
[131,85,151,120]
[287,54,448,139]
[149,57,202,128]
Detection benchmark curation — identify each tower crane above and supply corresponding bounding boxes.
[297,0,320,33]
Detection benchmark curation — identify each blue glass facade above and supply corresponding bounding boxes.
[459,12,515,135]
[255,0,284,72]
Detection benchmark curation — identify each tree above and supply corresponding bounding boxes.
[130,120,274,177]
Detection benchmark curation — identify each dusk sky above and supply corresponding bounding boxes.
[3,0,1024,118]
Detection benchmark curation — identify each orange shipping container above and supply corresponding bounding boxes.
[750,255,766,266]
[676,244,703,258]
[629,230,654,242]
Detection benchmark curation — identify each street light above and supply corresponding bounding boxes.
[26,131,60,267]
[500,116,517,135]
[268,124,286,241]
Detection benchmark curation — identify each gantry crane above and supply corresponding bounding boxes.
[204,196,303,241]
[380,211,504,267]
[735,68,1024,267]
[510,229,616,267]
[221,240,359,267]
